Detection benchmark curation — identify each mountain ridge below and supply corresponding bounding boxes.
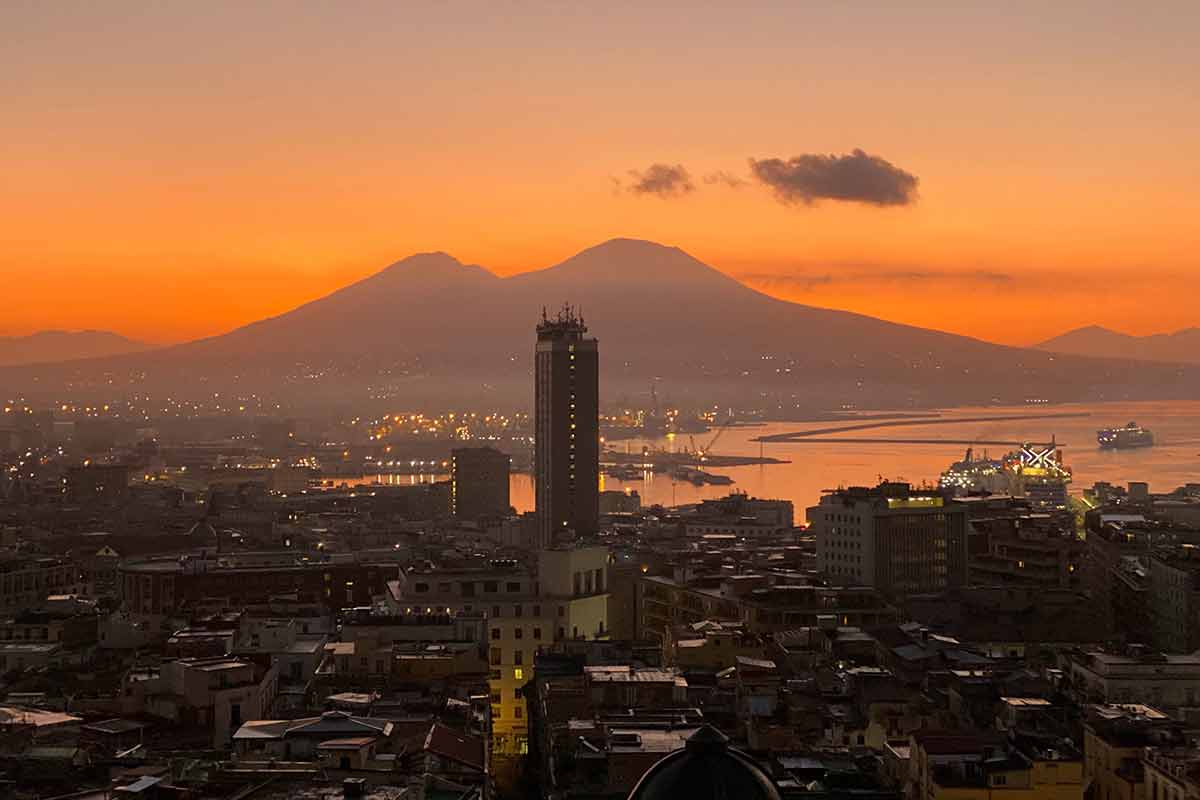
[0,329,151,367]
[1037,325,1200,365]
[2,238,1197,407]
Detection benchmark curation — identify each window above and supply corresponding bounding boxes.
[558,606,565,617]
[514,627,523,640]
[491,627,501,640]
[490,669,502,680]
[492,606,501,617]
[513,604,523,617]
[492,705,502,719]
[490,647,502,666]
[415,582,429,593]
[490,691,501,703]
[514,649,523,665]
[461,581,475,597]
[514,689,523,700]
[513,667,524,680]
[533,627,542,640]
[507,582,521,592]
[438,582,451,592]
[484,581,498,593]
[533,605,541,617]
[514,706,523,719]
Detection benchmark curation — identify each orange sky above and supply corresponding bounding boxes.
[3,3,1198,346]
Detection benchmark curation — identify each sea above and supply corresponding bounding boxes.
[357,400,1200,514]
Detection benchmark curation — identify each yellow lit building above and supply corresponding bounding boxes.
[1084,704,1181,800]
[383,546,610,755]
[911,731,1083,800]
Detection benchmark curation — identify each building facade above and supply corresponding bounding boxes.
[451,446,512,520]
[384,547,609,755]
[535,307,599,546]
[809,483,969,597]
[1148,547,1200,654]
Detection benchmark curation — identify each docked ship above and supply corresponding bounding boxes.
[938,448,1009,495]
[1097,422,1155,449]
[939,441,1072,511]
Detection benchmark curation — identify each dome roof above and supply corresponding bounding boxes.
[627,725,781,800]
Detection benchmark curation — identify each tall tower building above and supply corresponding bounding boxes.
[535,306,599,546]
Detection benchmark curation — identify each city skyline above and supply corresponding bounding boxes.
[4,3,1199,344]
[3,6,1200,800]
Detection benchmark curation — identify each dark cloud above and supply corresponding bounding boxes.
[626,163,695,198]
[749,149,919,207]
[739,269,1012,291]
[702,170,747,188]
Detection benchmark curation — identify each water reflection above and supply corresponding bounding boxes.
[328,401,1200,514]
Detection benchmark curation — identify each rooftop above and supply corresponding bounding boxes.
[584,666,682,684]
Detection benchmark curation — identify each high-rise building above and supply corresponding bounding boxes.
[535,307,599,546]
[807,482,968,597]
[450,446,511,520]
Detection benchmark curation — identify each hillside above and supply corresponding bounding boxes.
[0,330,151,367]
[1037,326,1200,365]
[2,240,1197,408]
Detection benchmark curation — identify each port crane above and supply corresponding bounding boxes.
[688,414,733,462]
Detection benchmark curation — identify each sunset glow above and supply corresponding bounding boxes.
[4,2,1198,345]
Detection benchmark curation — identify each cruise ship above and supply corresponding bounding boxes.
[938,448,1009,495]
[1097,422,1155,449]
[939,441,1072,511]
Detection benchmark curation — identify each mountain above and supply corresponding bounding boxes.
[0,330,151,367]
[2,239,1198,408]
[1036,325,1200,364]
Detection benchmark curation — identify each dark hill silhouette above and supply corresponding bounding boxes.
[0,330,150,367]
[2,239,1197,408]
[1037,325,1200,365]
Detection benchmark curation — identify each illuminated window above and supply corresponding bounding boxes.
[513,667,524,680]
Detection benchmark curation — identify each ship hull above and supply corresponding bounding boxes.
[1097,424,1154,449]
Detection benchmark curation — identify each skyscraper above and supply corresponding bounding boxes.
[535,306,599,546]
